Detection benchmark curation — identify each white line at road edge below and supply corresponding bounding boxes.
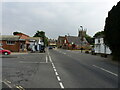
[93,65,118,76]
[48,51,65,89]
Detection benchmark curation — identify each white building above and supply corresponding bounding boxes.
[94,37,111,54]
[28,37,44,51]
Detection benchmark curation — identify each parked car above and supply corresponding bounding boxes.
[0,48,11,55]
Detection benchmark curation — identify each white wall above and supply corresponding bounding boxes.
[94,38,111,54]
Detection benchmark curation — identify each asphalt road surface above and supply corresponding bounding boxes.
[2,48,119,89]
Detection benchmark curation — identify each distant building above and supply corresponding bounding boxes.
[57,30,91,50]
[0,35,26,52]
[27,37,43,51]
[63,35,90,50]
[14,33,30,51]
[48,39,57,47]
[57,36,65,48]
[94,36,111,54]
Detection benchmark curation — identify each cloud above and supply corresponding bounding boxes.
[2,1,120,39]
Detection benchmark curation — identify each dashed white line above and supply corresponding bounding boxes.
[59,82,64,89]
[48,55,52,62]
[57,76,61,81]
[93,65,118,76]
[54,69,57,72]
[55,72,59,76]
[53,66,56,69]
[48,51,65,89]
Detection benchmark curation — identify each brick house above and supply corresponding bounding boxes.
[14,33,30,51]
[0,35,26,52]
[63,35,90,50]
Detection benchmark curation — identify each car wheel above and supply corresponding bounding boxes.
[4,52,8,55]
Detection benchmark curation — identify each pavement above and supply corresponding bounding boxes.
[11,52,28,55]
[2,48,119,89]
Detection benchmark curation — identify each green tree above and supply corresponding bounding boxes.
[104,1,120,61]
[85,34,94,45]
[34,31,48,46]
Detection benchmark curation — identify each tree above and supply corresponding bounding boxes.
[104,1,120,61]
[85,34,94,45]
[34,31,48,46]
[93,31,104,38]
[13,31,21,35]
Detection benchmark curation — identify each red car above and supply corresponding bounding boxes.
[0,48,11,55]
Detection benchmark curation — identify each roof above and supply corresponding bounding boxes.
[66,36,81,45]
[58,36,65,40]
[27,37,41,41]
[66,36,88,45]
[95,34,104,38]
[15,33,29,37]
[0,35,20,41]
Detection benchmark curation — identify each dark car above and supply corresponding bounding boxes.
[40,45,45,53]
[49,46,53,49]
[0,48,11,55]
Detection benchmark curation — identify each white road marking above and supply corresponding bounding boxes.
[48,50,65,89]
[54,69,57,72]
[53,66,56,69]
[93,65,118,76]
[19,61,49,64]
[57,76,61,81]
[63,53,66,54]
[49,55,52,62]
[6,80,11,84]
[2,81,12,88]
[59,82,64,89]
[46,55,48,63]
[55,72,59,76]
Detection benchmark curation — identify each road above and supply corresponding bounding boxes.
[2,48,119,89]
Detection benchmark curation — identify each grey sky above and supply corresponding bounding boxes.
[2,0,119,39]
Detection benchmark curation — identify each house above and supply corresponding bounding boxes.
[27,37,44,51]
[0,35,26,52]
[48,39,57,47]
[57,36,65,48]
[63,35,90,50]
[57,30,91,50]
[14,33,30,51]
[94,36,111,55]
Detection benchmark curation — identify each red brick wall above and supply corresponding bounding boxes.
[2,41,20,52]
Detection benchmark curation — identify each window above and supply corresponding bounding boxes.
[6,41,15,45]
[98,39,100,43]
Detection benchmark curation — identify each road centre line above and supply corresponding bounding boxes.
[54,69,57,72]
[57,76,61,81]
[59,82,64,89]
[48,51,64,89]
[93,65,118,76]
[55,72,59,76]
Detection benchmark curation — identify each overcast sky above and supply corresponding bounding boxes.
[1,0,120,39]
